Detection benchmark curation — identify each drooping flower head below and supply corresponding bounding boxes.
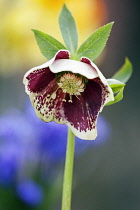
[23,50,114,140]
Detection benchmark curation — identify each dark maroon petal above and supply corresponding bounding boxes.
[63,80,105,132]
[93,77,110,106]
[55,50,70,60]
[26,68,55,93]
[81,57,91,65]
[32,79,66,123]
[81,56,113,105]
[81,57,97,71]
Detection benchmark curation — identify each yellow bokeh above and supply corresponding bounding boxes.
[0,0,107,75]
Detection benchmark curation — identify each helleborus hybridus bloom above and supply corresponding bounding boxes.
[23,50,114,140]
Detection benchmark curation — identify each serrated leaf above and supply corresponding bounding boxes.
[113,58,133,83]
[106,87,124,106]
[76,22,114,61]
[59,4,78,54]
[32,29,66,60]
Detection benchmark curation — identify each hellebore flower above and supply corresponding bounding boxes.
[23,50,114,140]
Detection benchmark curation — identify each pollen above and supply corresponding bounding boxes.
[57,73,85,101]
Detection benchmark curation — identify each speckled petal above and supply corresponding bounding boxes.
[24,68,55,94]
[63,80,105,140]
[30,79,66,124]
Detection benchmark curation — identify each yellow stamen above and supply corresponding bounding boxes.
[57,73,85,102]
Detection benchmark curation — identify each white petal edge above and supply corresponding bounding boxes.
[66,121,97,140]
[23,59,55,95]
[23,50,70,95]
[49,59,98,79]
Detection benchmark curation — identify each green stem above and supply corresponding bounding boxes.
[61,128,75,210]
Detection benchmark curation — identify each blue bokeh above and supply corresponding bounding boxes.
[0,101,111,205]
[16,180,43,206]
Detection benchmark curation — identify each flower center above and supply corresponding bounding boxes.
[57,73,85,102]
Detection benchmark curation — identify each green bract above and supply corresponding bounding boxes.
[106,58,133,106]
[106,87,125,106]
[113,57,133,83]
[32,29,66,60]
[107,79,125,93]
[32,5,114,61]
[59,4,78,54]
[31,4,132,107]
[106,79,125,106]
[76,22,114,61]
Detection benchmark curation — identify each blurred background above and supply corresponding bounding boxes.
[0,0,139,209]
